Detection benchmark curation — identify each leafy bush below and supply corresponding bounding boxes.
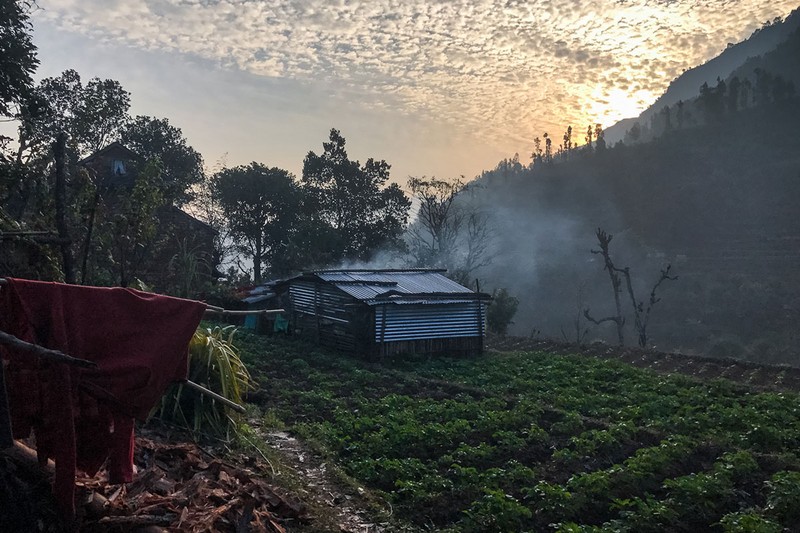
[719,511,782,533]
[487,288,519,335]
[158,325,253,438]
[765,471,800,524]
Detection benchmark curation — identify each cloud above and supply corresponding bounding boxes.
[35,0,798,153]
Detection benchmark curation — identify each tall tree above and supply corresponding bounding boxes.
[0,0,38,218]
[212,163,300,282]
[727,76,741,114]
[0,0,38,119]
[301,129,410,262]
[120,116,203,205]
[18,69,130,163]
[544,132,552,163]
[407,176,492,283]
[531,136,543,165]
[594,123,606,151]
[407,176,465,267]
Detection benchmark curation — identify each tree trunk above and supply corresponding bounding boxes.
[253,238,262,284]
[53,132,75,283]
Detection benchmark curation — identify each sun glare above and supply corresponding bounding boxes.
[588,86,657,127]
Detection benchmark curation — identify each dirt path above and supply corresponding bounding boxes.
[250,421,395,533]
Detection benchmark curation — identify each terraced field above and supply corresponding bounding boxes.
[488,337,800,392]
[238,332,800,532]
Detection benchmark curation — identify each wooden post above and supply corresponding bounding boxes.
[378,304,387,359]
[0,362,13,449]
[314,282,321,344]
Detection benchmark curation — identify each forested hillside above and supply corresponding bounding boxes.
[603,7,800,144]
[474,81,800,363]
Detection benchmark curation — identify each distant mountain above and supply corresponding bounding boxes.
[604,7,800,144]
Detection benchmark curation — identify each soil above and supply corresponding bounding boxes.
[247,418,402,533]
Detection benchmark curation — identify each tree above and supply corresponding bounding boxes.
[584,229,625,345]
[562,125,573,158]
[544,133,553,163]
[531,137,543,165]
[120,116,204,205]
[17,69,130,163]
[301,129,410,262]
[110,159,166,287]
[487,288,519,336]
[594,124,606,151]
[660,105,672,133]
[584,228,677,347]
[0,0,38,118]
[213,163,300,283]
[407,176,492,283]
[728,76,741,114]
[625,121,642,144]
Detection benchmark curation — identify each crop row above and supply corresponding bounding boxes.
[236,333,800,531]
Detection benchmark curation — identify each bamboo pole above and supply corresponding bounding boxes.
[183,380,246,413]
[203,306,284,316]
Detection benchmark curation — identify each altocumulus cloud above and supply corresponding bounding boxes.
[36,0,797,148]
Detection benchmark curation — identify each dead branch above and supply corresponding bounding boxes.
[583,308,625,328]
[634,264,678,347]
[98,514,175,526]
[0,330,97,368]
[590,228,625,345]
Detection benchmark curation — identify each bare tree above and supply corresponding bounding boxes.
[584,229,625,345]
[407,176,465,267]
[407,176,493,283]
[584,228,677,347]
[625,265,678,348]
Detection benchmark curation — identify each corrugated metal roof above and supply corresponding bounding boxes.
[311,270,476,304]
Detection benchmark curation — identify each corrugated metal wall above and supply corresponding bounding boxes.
[287,279,486,356]
[289,281,351,322]
[289,281,360,350]
[375,302,485,342]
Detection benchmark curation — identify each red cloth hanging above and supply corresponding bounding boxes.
[0,278,207,519]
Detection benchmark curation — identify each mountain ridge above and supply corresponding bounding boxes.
[604,7,800,144]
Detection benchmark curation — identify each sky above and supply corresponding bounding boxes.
[24,0,799,184]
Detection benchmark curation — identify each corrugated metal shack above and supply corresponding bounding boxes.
[276,269,491,357]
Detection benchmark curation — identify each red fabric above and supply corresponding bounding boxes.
[0,278,207,519]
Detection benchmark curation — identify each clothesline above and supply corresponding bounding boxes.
[0,279,283,317]
[0,277,253,519]
[0,278,253,413]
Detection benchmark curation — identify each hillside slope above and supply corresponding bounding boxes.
[604,8,800,144]
[472,96,800,363]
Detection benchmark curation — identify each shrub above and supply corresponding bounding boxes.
[487,288,520,336]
